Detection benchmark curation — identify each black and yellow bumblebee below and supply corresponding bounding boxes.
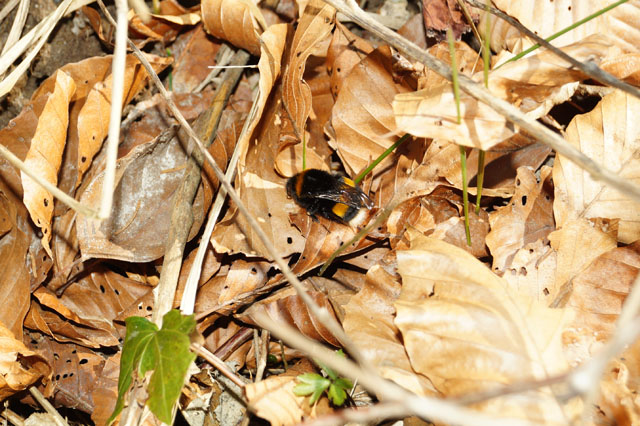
[286,169,373,227]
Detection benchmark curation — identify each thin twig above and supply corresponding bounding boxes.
[0,0,19,24]
[99,0,127,220]
[322,0,640,206]
[191,343,248,388]
[1,407,25,426]
[28,388,69,426]
[300,401,407,426]
[0,0,30,57]
[0,145,97,217]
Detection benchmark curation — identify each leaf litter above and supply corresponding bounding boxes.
[1,0,640,424]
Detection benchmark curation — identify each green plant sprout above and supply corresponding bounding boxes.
[294,350,354,406]
[447,28,472,246]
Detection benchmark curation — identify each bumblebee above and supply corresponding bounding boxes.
[286,169,373,227]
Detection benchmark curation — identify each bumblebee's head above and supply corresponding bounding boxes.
[286,175,298,199]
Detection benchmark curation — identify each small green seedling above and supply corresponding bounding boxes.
[293,350,354,406]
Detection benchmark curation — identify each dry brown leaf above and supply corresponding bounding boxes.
[20,70,75,258]
[394,81,512,150]
[600,53,640,87]
[331,46,413,177]
[75,54,171,189]
[0,191,30,339]
[486,166,554,273]
[487,0,640,54]
[26,331,105,413]
[210,98,305,258]
[0,323,50,400]
[488,35,615,116]
[76,132,212,262]
[553,89,640,244]
[171,25,222,93]
[342,265,438,396]
[91,352,120,426]
[129,0,189,43]
[245,289,340,347]
[326,22,374,99]
[201,0,266,56]
[395,230,573,422]
[422,0,477,39]
[27,267,152,347]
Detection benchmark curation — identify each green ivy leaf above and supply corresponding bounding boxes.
[293,373,330,405]
[108,310,196,425]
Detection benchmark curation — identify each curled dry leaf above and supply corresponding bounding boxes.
[0,323,50,400]
[201,0,266,56]
[486,166,554,273]
[342,265,438,396]
[554,89,640,244]
[20,70,75,258]
[277,0,335,175]
[486,0,640,54]
[395,230,573,422]
[245,288,340,347]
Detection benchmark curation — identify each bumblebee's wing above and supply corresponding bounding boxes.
[313,181,374,209]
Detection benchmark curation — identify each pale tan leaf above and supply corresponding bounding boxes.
[201,0,266,55]
[394,82,512,150]
[395,36,615,150]
[342,265,438,397]
[548,218,617,305]
[561,242,640,363]
[487,0,640,54]
[20,70,76,257]
[486,166,554,273]
[553,89,640,244]
[0,322,50,400]
[245,374,306,425]
[502,239,557,305]
[488,35,615,117]
[395,230,573,422]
